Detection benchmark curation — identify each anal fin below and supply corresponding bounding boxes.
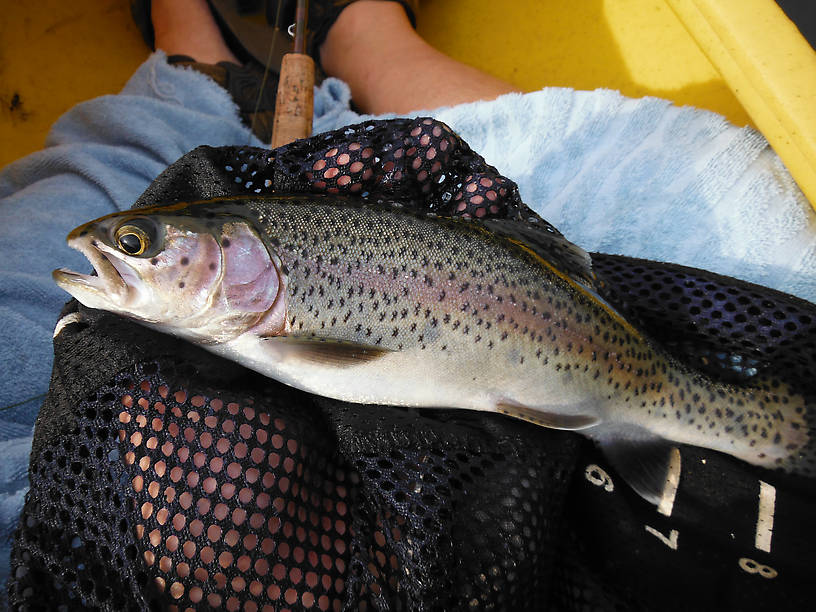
[597,431,683,507]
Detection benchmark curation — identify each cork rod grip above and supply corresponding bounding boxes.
[270,53,315,148]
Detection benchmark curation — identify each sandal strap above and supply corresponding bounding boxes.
[130,0,290,73]
[208,0,291,68]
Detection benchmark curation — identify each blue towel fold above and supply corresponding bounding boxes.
[1,51,814,595]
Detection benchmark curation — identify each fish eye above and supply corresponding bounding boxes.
[114,218,157,256]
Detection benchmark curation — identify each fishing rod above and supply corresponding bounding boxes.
[269,0,314,147]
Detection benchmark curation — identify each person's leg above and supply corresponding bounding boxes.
[319,1,521,115]
[149,0,520,117]
[150,0,281,142]
[151,0,240,64]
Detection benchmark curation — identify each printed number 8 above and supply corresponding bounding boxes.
[738,557,778,579]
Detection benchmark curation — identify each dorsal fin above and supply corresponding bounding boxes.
[482,217,596,287]
[482,217,649,341]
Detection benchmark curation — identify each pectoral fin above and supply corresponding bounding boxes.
[496,401,600,430]
[264,336,393,367]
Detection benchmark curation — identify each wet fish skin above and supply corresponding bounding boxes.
[54,195,813,501]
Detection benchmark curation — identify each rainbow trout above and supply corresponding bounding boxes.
[54,195,813,502]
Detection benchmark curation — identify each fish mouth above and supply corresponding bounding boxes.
[53,238,134,306]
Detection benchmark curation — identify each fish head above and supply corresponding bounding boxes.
[53,207,285,343]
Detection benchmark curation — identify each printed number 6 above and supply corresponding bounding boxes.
[738,557,778,579]
[584,464,614,492]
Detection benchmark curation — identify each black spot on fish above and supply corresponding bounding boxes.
[222,238,231,248]
[178,282,185,288]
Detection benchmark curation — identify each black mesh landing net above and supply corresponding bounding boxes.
[9,118,816,611]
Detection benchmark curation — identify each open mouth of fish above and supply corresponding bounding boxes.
[53,240,133,300]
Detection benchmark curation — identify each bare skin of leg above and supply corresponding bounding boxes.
[320,1,521,115]
[152,0,239,65]
[151,0,520,114]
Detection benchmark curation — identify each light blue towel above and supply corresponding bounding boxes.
[1,51,814,595]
